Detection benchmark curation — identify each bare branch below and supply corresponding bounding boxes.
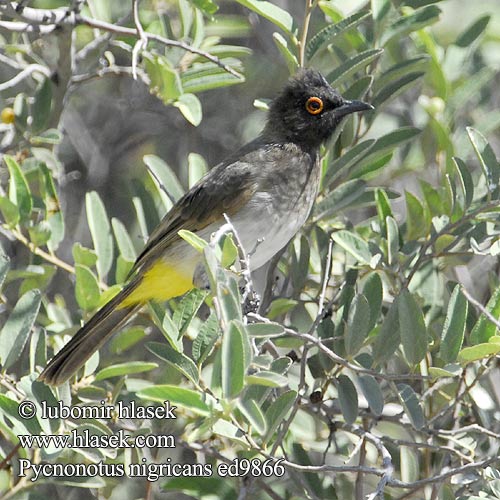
[0,64,51,91]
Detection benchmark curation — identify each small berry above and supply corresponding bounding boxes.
[1,107,15,125]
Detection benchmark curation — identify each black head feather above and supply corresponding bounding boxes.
[263,69,372,150]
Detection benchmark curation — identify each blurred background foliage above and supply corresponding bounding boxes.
[1,0,500,499]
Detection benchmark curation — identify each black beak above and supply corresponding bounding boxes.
[335,99,374,119]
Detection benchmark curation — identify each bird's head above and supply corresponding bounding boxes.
[264,69,373,149]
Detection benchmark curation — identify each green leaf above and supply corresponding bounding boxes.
[358,375,384,416]
[0,394,42,435]
[332,230,372,265]
[439,285,468,363]
[372,72,424,109]
[4,155,32,222]
[314,179,366,220]
[190,0,218,15]
[467,127,500,199]
[267,298,298,319]
[372,301,399,366]
[212,419,248,447]
[381,5,441,46]
[327,49,384,87]
[192,312,220,364]
[273,32,298,73]
[178,229,207,252]
[216,279,242,324]
[375,188,393,230]
[323,140,375,187]
[173,288,208,339]
[234,0,295,34]
[147,342,199,384]
[0,196,20,226]
[352,127,421,174]
[246,371,288,387]
[470,285,500,344]
[363,273,383,330]
[221,234,238,268]
[0,250,9,291]
[238,398,266,434]
[109,326,146,354]
[145,55,182,102]
[182,68,243,93]
[306,11,370,61]
[398,383,425,430]
[32,77,52,133]
[373,56,429,93]
[264,390,296,442]
[144,154,185,203]
[85,191,113,280]
[371,0,391,21]
[39,163,64,251]
[398,291,427,365]
[30,128,62,145]
[111,218,137,262]
[386,216,399,266]
[75,264,100,311]
[0,289,41,369]
[137,385,210,416]
[94,362,158,381]
[222,321,246,398]
[452,157,474,209]
[247,322,285,338]
[345,294,370,357]
[337,374,358,425]
[72,243,97,268]
[405,191,430,240]
[174,93,202,126]
[455,15,490,47]
[188,153,207,187]
[458,341,500,365]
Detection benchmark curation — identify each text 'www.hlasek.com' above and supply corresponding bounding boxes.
[16,400,285,482]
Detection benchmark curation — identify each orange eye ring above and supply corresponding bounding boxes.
[305,96,324,115]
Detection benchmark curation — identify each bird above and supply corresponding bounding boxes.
[39,68,373,386]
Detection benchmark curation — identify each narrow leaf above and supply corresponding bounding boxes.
[4,155,32,221]
[439,285,468,363]
[332,230,372,265]
[306,11,370,60]
[137,385,210,416]
[264,390,296,442]
[86,192,113,280]
[358,374,384,416]
[337,374,358,425]
[147,342,199,384]
[222,321,246,398]
[95,362,158,381]
[398,384,425,430]
[0,289,41,369]
[345,294,370,357]
[111,218,137,262]
[174,93,202,126]
[398,291,427,365]
[144,154,185,202]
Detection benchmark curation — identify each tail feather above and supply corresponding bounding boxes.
[39,282,141,386]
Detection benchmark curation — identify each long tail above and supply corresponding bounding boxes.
[39,280,142,386]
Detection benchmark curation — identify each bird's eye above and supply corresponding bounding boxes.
[305,96,324,115]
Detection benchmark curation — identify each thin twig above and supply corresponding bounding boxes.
[131,0,147,81]
[0,64,51,91]
[461,286,500,330]
[298,0,315,67]
[248,312,430,382]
